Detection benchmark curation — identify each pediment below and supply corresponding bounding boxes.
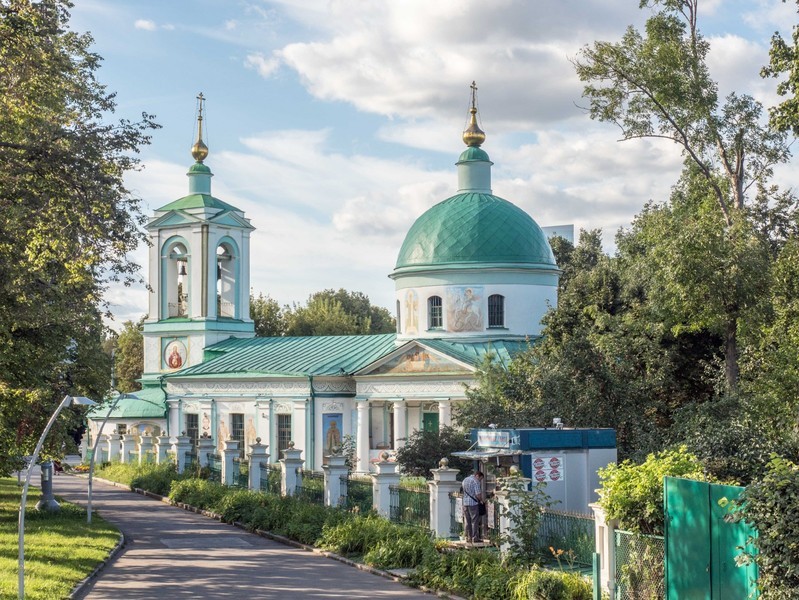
[209,210,254,229]
[147,210,202,229]
[356,341,473,376]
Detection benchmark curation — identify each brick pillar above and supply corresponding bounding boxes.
[429,458,462,538]
[248,438,270,491]
[323,455,349,507]
[281,442,304,496]
[370,453,400,518]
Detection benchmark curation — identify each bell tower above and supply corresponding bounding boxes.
[141,93,255,378]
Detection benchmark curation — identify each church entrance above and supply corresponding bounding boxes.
[422,412,439,434]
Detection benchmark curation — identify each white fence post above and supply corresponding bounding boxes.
[120,434,137,464]
[198,434,215,468]
[323,455,349,507]
[591,502,618,599]
[371,453,400,518]
[155,434,171,464]
[429,458,462,538]
[138,432,154,464]
[281,442,304,496]
[248,438,270,491]
[172,433,192,474]
[222,438,240,486]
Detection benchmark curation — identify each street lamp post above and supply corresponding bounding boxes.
[18,395,96,600]
[87,392,128,524]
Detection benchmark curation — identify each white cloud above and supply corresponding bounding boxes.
[134,19,157,31]
[245,52,281,78]
[225,19,237,31]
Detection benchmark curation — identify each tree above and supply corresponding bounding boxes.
[0,0,157,474]
[394,426,472,479]
[574,0,791,388]
[761,0,799,134]
[284,289,395,337]
[250,292,286,337]
[113,318,144,392]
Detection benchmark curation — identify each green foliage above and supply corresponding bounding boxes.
[318,514,399,555]
[0,0,158,475]
[409,548,504,597]
[394,426,471,479]
[501,481,554,567]
[761,1,799,134]
[598,446,706,535]
[95,461,184,496]
[363,529,434,569]
[112,318,144,392]
[509,568,592,600]
[285,288,395,336]
[250,292,286,337]
[735,456,799,599]
[169,478,230,509]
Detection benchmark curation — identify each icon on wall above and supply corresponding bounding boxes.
[163,339,187,370]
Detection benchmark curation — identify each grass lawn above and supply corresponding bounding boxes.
[0,477,119,599]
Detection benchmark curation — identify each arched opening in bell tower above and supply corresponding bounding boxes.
[216,239,239,319]
[162,238,190,318]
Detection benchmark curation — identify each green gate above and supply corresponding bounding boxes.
[664,477,758,600]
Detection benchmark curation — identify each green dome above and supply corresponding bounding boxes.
[394,192,557,271]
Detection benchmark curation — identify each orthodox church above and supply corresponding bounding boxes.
[88,90,560,472]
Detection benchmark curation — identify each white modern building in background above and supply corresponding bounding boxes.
[87,94,562,472]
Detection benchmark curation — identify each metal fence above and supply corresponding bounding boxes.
[342,474,373,513]
[389,484,430,529]
[295,470,325,505]
[232,458,249,488]
[208,453,222,484]
[184,448,197,472]
[535,509,596,567]
[260,463,282,495]
[615,530,665,600]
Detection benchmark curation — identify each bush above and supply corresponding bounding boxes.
[318,514,403,555]
[598,446,706,534]
[169,478,228,509]
[409,548,502,597]
[734,456,799,599]
[394,426,472,479]
[95,461,185,496]
[363,529,434,569]
[509,568,592,600]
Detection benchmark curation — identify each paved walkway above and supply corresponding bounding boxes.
[48,474,432,599]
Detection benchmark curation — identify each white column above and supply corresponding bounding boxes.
[392,398,407,450]
[429,458,462,538]
[155,434,171,464]
[222,438,239,486]
[371,453,400,518]
[138,432,154,464]
[437,398,452,428]
[356,399,370,474]
[323,454,349,508]
[591,502,617,600]
[168,401,180,439]
[281,443,304,496]
[172,433,192,474]
[248,438,269,491]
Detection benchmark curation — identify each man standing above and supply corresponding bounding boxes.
[462,469,484,543]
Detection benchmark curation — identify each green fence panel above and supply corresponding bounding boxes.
[665,478,711,599]
[710,484,758,600]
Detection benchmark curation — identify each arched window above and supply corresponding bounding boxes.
[216,240,239,318]
[163,239,189,318]
[396,300,402,333]
[428,295,443,329]
[488,294,505,328]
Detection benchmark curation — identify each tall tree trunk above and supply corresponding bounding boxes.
[725,317,739,390]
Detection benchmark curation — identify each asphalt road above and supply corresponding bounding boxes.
[47,474,434,599]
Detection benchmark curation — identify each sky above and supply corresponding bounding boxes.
[67,0,799,329]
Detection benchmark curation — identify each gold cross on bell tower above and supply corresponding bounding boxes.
[463,81,485,147]
[191,92,209,163]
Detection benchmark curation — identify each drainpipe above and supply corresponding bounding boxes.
[211,399,217,450]
[159,376,169,435]
[308,375,315,471]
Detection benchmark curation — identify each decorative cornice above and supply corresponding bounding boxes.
[357,380,469,396]
[168,380,309,396]
[321,401,344,412]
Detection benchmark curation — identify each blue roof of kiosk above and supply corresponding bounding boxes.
[87,386,167,419]
[167,334,536,378]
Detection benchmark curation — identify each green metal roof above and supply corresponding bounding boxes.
[88,386,167,419]
[156,193,241,213]
[421,338,537,369]
[458,147,490,162]
[169,333,399,377]
[394,193,557,272]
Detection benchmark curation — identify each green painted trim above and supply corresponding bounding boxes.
[391,262,561,280]
[143,320,254,333]
[314,392,356,398]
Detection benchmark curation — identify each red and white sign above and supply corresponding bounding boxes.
[531,456,565,482]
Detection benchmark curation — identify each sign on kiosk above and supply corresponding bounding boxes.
[532,455,565,483]
[477,430,510,448]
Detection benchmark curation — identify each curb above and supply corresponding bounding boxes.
[69,531,126,599]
